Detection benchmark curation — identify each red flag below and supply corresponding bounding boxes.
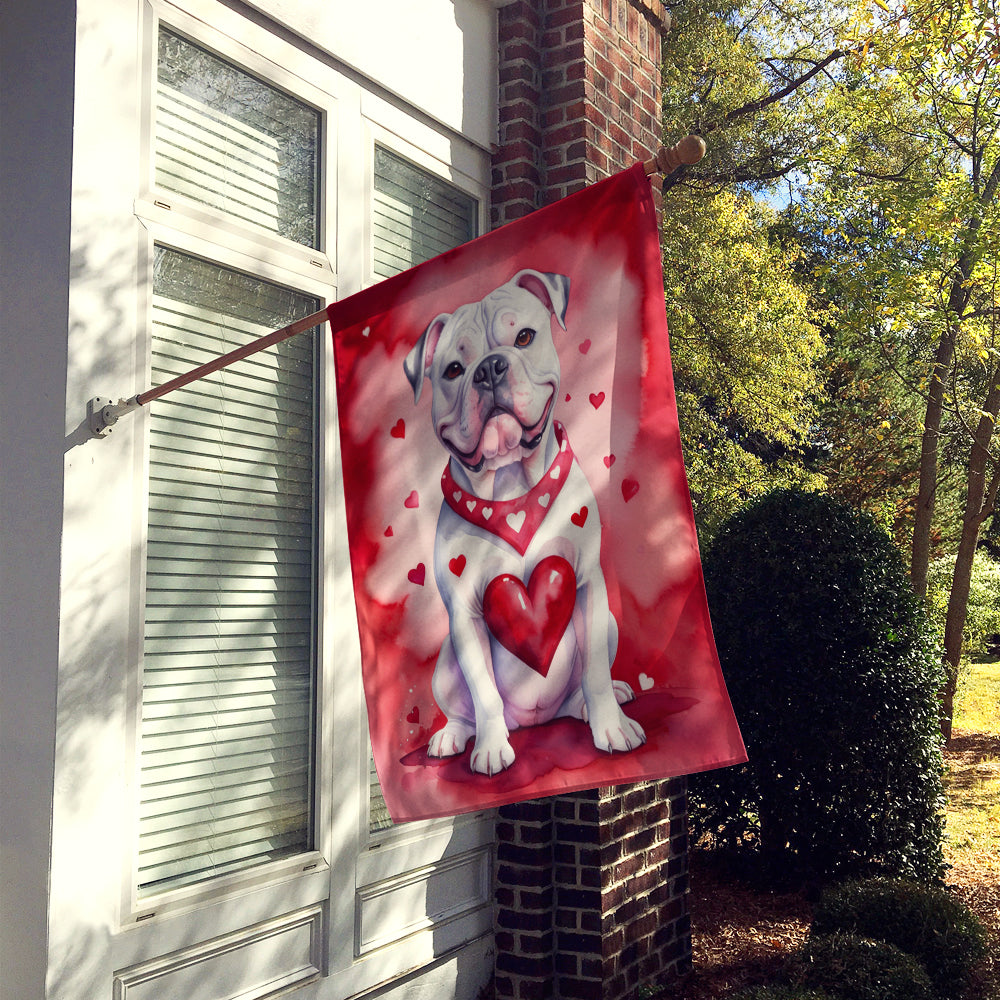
[330,164,745,822]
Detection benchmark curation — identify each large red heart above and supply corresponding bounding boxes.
[483,556,576,677]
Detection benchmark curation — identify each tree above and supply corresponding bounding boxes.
[661,188,825,538]
[659,0,848,538]
[799,0,1000,735]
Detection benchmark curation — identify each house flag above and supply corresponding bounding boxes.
[328,163,746,822]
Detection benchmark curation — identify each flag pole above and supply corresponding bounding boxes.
[88,137,705,438]
[87,306,330,437]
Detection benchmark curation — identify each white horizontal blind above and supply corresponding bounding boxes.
[372,146,478,279]
[368,147,477,832]
[155,28,320,248]
[138,247,319,895]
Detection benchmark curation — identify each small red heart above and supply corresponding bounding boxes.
[579,339,592,354]
[604,454,616,468]
[449,554,467,577]
[404,490,419,509]
[483,556,576,676]
[385,525,394,537]
[406,706,419,723]
[390,419,405,439]
[622,478,640,502]
[589,391,605,409]
[565,393,572,402]
[570,506,589,527]
[408,563,426,586]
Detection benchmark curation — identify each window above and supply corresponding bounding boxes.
[367,146,478,833]
[119,9,494,992]
[136,26,323,897]
[139,248,319,895]
[155,28,320,247]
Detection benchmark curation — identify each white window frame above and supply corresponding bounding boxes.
[112,0,496,992]
[124,0,339,926]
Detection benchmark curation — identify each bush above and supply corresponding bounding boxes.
[793,933,934,1000]
[811,878,988,998]
[691,488,946,882]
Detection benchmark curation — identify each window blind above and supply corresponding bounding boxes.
[138,248,319,895]
[156,28,320,248]
[368,147,477,832]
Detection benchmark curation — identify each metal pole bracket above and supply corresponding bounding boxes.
[88,396,140,438]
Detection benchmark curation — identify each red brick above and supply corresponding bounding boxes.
[559,979,604,1000]
[542,39,587,69]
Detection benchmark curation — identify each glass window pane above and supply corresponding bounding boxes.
[156,28,320,248]
[138,246,318,895]
[372,146,477,278]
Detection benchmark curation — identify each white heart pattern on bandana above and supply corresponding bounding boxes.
[506,510,526,533]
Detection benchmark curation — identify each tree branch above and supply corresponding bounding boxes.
[702,49,848,133]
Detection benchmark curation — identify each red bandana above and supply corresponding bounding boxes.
[441,422,575,555]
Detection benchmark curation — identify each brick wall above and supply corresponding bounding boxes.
[490,5,691,998]
[494,781,691,1000]
[492,0,667,227]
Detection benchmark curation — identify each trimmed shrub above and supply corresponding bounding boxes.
[794,933,934,1000]
[691,489,946,881]
[812,878,988,999]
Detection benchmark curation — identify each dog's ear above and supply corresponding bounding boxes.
[512,270,571,330]
[404,314,449,403]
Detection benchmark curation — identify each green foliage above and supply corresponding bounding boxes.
[927,550,1000,659]
[658,1,836,542]
[691,488,947,881]
[664,187,826,541]
[811,878,988,999]
[792,934,934,1000]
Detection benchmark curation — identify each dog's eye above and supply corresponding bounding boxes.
[515,328,535,348]
[444,361,465,380]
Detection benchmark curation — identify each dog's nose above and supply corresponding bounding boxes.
[473,354,509,389]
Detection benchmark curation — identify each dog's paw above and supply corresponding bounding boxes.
[590,704,646,754]
[428,721,475,758]
[469,719,516,776]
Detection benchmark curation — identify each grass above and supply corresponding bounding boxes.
[945,659,1000,866]
[955,658,1000,733]
[941,658,1000,1000]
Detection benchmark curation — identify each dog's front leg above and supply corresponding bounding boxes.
[451,615,516,775]
[577,578,646,753]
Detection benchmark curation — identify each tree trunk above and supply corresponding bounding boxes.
[940,373,1000,741]
[910,328,956,598]
[911,161,1000,596]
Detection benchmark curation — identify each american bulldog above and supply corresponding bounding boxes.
[404,269,645,775]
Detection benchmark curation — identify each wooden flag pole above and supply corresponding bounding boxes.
[88,138,705,437]
[87,307,330,437]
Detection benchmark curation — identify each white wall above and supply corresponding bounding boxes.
[0,0,76,994]
[244,0,498,151]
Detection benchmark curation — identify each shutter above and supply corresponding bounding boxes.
[155,27,320,248]
[368,147,477,832]
[138,247,319,895]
